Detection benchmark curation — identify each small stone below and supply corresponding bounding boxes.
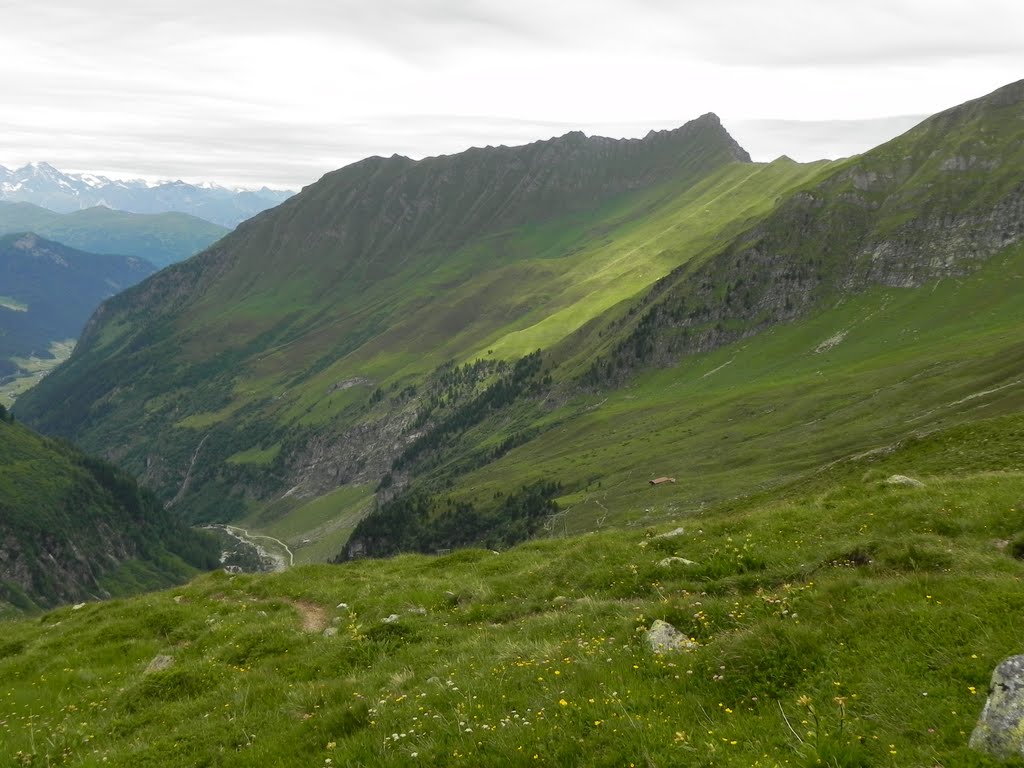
[322,627,338,638]
[382,614,400,624]
[645,620,698,654]
[407,606,427,615]
[653,527,686,539]
[885,474,925,488]
[658,556,696,567]
[970,654,1024,759]
[144,655,174,674]
[172,595,185,604]
[71,603,86,610]
[336,602,349,610]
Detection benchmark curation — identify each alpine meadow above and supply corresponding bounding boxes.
[3,75,1024,767]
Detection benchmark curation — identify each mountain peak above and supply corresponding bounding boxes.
[25,161,59,173]
[554,129,589,144]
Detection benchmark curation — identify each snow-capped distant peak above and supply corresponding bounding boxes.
[0,160,294,226]
[79,173,113,188]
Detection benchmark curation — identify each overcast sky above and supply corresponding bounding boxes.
[1,0,1022,189]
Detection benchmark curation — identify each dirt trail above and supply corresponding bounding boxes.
[289,601,329,633]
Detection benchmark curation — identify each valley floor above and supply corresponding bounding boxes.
[0,339,74,407]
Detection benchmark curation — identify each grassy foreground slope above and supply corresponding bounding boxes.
[1,413,1022,767]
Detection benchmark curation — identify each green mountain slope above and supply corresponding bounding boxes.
[0,233,156,383]
[0,201,229,267]
[354,238,1024,555]
[1,411,1022,766]
[14,115,828,520]
[0,406,220,613]
[14,81,1024,564]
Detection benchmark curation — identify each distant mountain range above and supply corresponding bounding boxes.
[0,162,293,228]
[0,201,227,267]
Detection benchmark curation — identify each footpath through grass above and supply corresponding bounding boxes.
[2,414,1024,766]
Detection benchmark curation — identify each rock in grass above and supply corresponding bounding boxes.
[886,474,925,488]
[658,556,696,567]
[645,620,698,654]
[382,614,400,624]
[970,655,1024,759]
[323,627,338,638]
[653,527,686,539]
[144,655,174,674]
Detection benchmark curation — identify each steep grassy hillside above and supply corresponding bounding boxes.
[1,412,1022,766]
[345,237,1024,555]
[0,202,228,267]
[0,407,220,612]
[16,115,828,520]
[0,233,156,385]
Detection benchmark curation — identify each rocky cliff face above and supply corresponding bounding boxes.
[0,419,220,611]
[0,522,136,608]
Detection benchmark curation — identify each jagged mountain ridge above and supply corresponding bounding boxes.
[302,114,749,260]
[0,162,293,228]
[0,201,228,267]
[187,112,751,309]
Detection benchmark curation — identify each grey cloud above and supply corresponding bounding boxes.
[10,0,545,62]
[642,0,1024,68]
[9,1,1024,67]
